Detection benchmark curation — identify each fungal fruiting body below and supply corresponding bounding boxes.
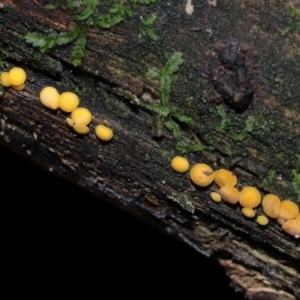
[73,125,90,134]
[3,64,299,240]
[276,216,286,226]
[11,83,25,91]
[279,200,299,220]
[1,67,26,90]
[0,72,11,87]
[40,87,60,110]
[95,124,114,142]
[239,186,261,208]
[214,169,237,187]
[218,185,240,204]
[210,192,221,203]
[66,107,92,134]
[171,156,189,173]
[262,194,281,218]
[190,163,214,187]
[242,207,255,218]
[59,92,80,112]
[257,215,269,226]
[282,218,300,238]
[8,67,26,85]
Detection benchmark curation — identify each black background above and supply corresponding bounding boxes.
[1,145,242,298]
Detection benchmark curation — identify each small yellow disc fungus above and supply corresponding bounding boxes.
[190,163,214,187]
[66,117,74,127]
[95,124,114,142]
[1,72,11,87]
[219,186,240,204]
[282,218,300,238]
[170,156,189,173]
[59,92,80,112]
[214,169,237,187]
[256,215,269,226]
[11,83,25,91]
[73,125,90,135]
[71,107,92,126]
[8,67,26,85]
[279,200,299,220]
[262,194,281,218]
[210,192,221,203]
[40,86,60,110]
[239,186,261,208]
[242,207,255,218]
[276,216,286,226]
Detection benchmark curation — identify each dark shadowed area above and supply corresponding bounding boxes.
[1,145,242,298]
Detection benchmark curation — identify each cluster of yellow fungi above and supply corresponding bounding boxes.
[171,157,300,239]
[0,67,26,91]
[1,66,299,239]
[38,86,113,140]
[0,67,114,141]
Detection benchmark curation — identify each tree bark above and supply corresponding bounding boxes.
[0,1,299,299]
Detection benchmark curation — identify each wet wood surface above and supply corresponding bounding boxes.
[0,1,299,298]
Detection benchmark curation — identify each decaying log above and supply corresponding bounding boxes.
[0,1,299,298]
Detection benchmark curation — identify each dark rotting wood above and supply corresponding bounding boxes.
[0,1,299,298]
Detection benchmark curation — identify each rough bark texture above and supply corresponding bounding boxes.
[0,1,299,299]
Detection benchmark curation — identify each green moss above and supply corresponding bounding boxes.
[97,1,133,29]
[281,3,300,36]
[140,13,158,40]
[113,87,140,105]
[45,4,59,10]
[0,82,4,98]
[231,116,257,141]
[215,105,229,133]
[262,169,276,187]
[73,86,86,97]
[141,52,204,154]
[0,58,8,98]
[26,0,160,66]
[115,69,125,78]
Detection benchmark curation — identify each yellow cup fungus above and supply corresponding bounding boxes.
[59,92,80,112]
[214,169,237,187]
[4,63,297,240]
[11,83,25,91]
[1,72,11,87]
[95,124,114,142]
[66,107,92,135]
[40,86,60,110]
[219,186,240,204]
[70,107,92,126]
[276,216,286,226]
[242,207,255,218]
[171,156,189,173]
[279,200,299,220]
[282,218,300,238]
[8,67,26,86]
[73,124,90,134]
[190,163,214,187]
[262,194,281,218]
[239,186,261,208]
[210,192,221,203]
[1,67,26,91]
[256,215,269,226]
